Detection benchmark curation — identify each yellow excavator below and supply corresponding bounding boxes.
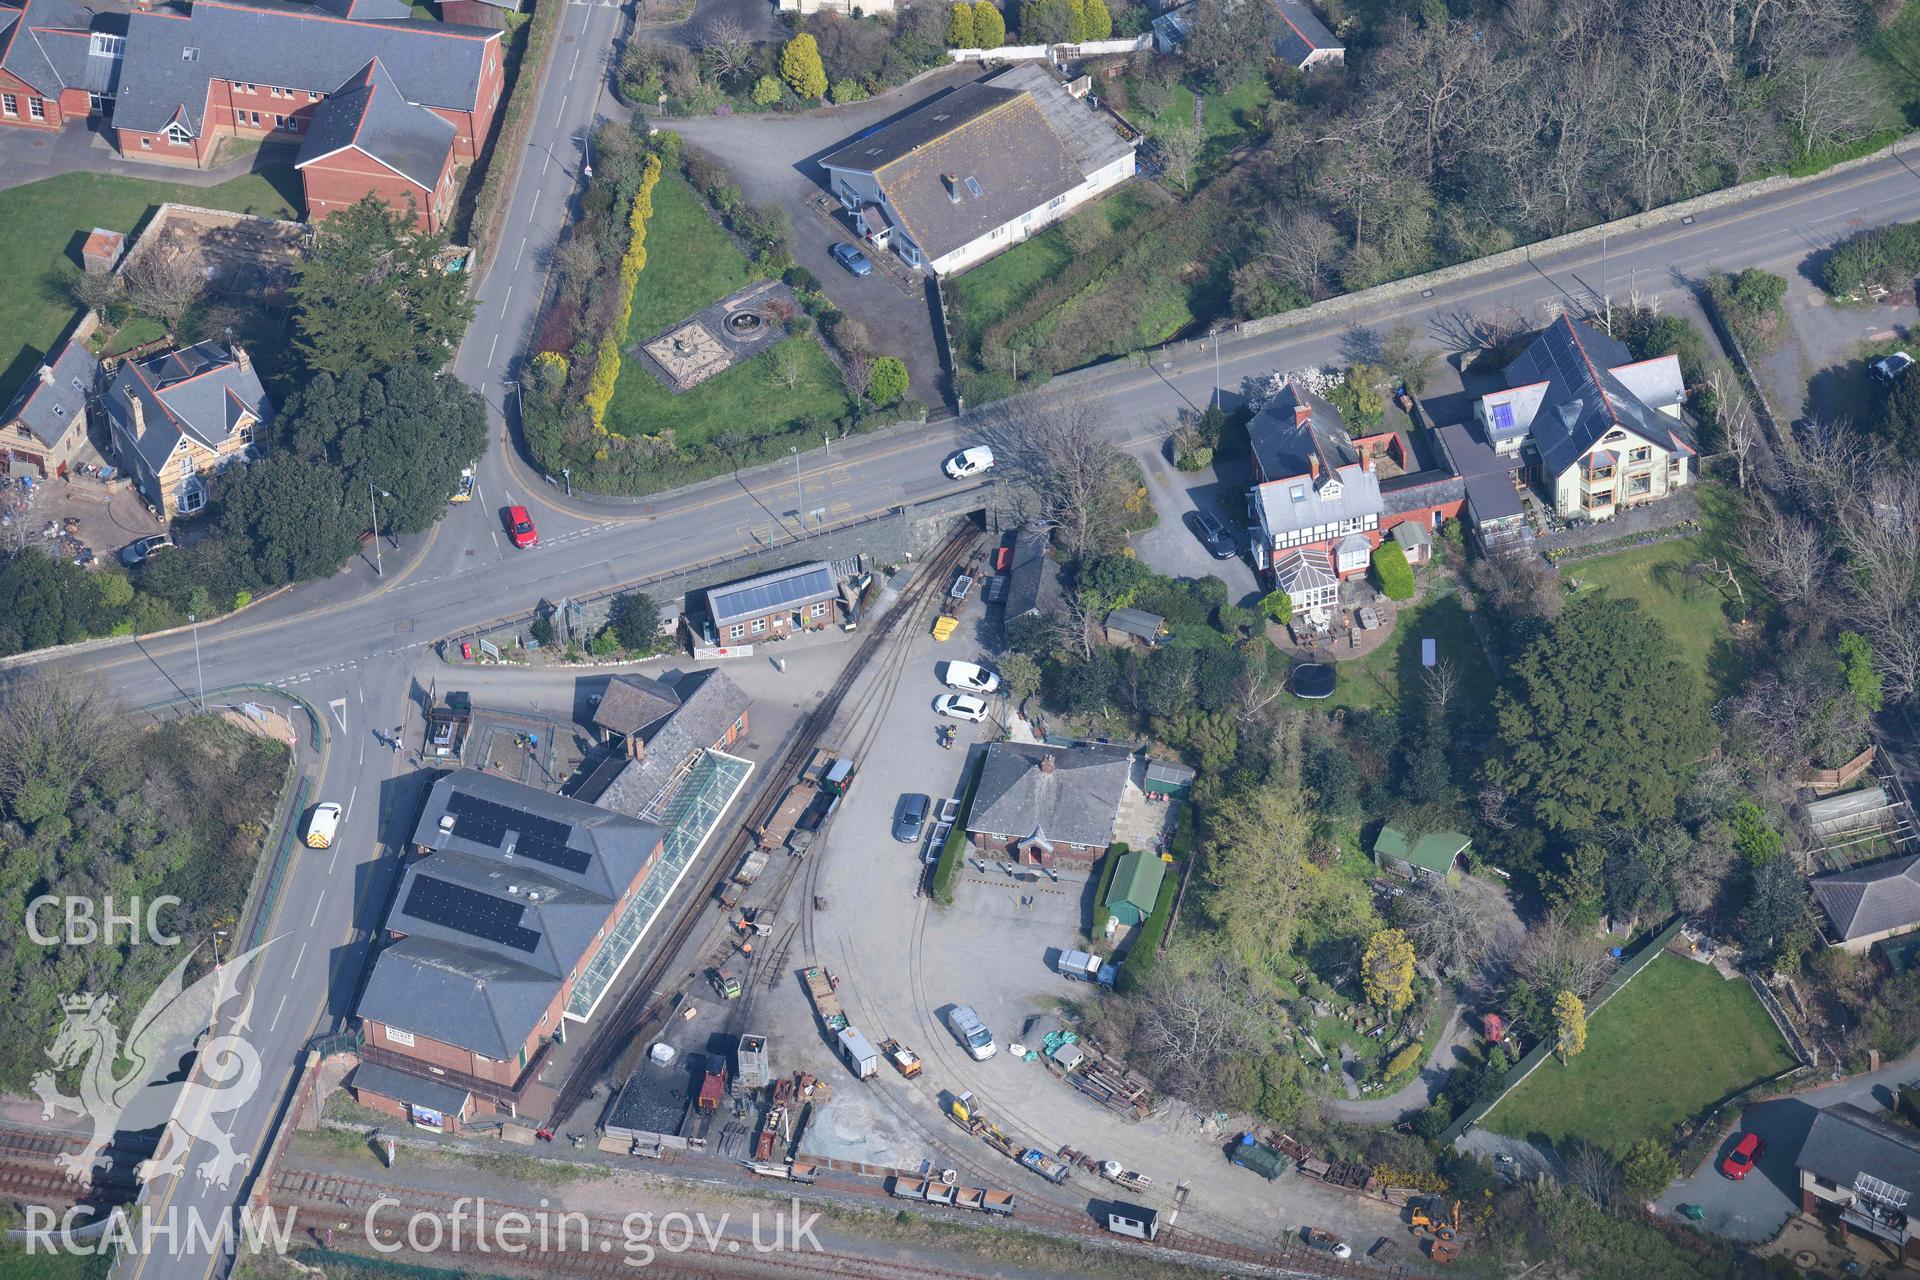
[1409,1197,1463,1263]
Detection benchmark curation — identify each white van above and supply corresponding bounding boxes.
[305,802,342,849]
[946,1004,996,1060]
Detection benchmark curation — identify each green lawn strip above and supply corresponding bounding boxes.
[947,185,1156,360]
[1484,954,1796,1155]
[932,749,985,906]
[604,336,851,449]
[1872,0,1920,123]
[1562,535,1741,695]
[626,172,756,341]
[1317,588,1494,719]
[0,168,299,406]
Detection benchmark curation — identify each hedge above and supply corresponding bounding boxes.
[1372,540,1416,600]
[1089,842,1129,938]
[584,155,661,432]
[1821,219,1920,299]
[469,4,560,266]
[1114,859,1179,995]
[931,752,985,906]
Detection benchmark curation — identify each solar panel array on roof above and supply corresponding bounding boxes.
[707,564,836,625]
[444,791,592,874]
[405,876,541,953]
[1491,402,1513,430]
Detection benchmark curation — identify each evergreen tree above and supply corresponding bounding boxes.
[971,0,1006,47]
[946,1,975,46]
[780,34,828,100]
[291,197,472,376]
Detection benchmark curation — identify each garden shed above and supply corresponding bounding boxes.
[1373,826,1470,881]
[1104,608,1165,647]
[1143,759,1195,799]
[1105,849,1167,925]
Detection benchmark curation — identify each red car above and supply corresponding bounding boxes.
[505,505,538,549]
[1720,1132,1764,1180]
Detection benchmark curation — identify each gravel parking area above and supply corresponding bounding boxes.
[1758,278,1918,429]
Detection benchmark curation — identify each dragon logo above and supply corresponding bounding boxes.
[32,942,271,1190]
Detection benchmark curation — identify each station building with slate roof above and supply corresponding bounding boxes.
[819,62,1136,277]
[0,0,503,231]
[354,769,665,1113]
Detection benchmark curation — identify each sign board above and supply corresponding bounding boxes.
[479,637,501,659]
[694,644,754,661]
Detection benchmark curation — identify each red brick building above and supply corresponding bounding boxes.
[354,770,667,1117]
[0,0,502,231]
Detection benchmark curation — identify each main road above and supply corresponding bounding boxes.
[32,50,1920,1274]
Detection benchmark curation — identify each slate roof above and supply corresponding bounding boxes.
[967,742,1131,849]
[819,64,1131,264]
[112,0,497,137]
[1105,608,1163,642]
[315,0,414,18]
[1270,0,1341,66]
[104,340,269,477]
[356,769,665,1059]
[593,672,681,738]
[348,1061,470,1115]
[2,338,97,450]
[1249,381,1356,483]
[0,0,93,96]
[296,56,455,191]
[1812,854,1920,943]
[703,560,837,629]
[1797,1102,1920,1195]
[586,670,750,818]
[1501,315,1697,479]
[1004,520,1063,619]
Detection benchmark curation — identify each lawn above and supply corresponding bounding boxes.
[1123,75,1272,173]
[0,167,299,409]
[1565,535,1742,695]
[1484,953,1796,1155]
[1316,586,1496,721]
[627,171,757,340]
[946,185,1158,358]
[603,335,852,449]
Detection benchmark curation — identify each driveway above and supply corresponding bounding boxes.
[0,119,287,194]
[1128,431,1263,606]
[666,65,983,411]
[1654,1049,1920,1242]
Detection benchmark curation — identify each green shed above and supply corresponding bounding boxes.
[1142,759,1196,799]
[1373,826,1470,881]
[1106,850,1167,926]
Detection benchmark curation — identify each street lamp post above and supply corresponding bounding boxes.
[368,482,384,577]
[791,446,803,527]
[561,467,571,497]
[1210,326,1222,410]
[188,612,204,712]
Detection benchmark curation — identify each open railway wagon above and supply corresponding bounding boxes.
[1030,1029,1152,1119]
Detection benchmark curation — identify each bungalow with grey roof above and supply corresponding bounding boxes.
[1,338,97,478]
[1796,1102,1920,1260]
[819,63,1135,277]
[1811,853,1920,955]
[103,338,268,519]
[966,741,1132,868]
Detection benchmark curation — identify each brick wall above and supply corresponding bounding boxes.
[303,145,450,231]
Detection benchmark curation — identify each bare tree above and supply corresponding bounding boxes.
[1707,365,1759,490]
[1423,656,1459,719]
[1148,120,1202,193]
[123,250,206,331]
[1740,501,1827,617]
[1564,1140,1618,1208]
[1467,550,1562,621]
[1478,781,1517,830]
[699,16,756,82]
[1254,211,1343,301]
[1129,947,1277,1098]
[68,267,124,317]
[1395,878,1511,979]
[1776,50,1888,160]
[1511,916,1617,1005]
[988,399,1130,561]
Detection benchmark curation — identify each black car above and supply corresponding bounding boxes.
[1186,510,1236,560]
[893,793,931,842]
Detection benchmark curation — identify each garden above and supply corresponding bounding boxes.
[1482,953,1797,1155]
[1562,535,1746,696]
[519,126,914,497]
[0,167,299,409]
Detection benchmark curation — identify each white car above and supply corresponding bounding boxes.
[934,693,990,722]
[947,1005,997,1060]
[943,445,995,480]
[943,661,1000,694]
[1872,351,1914,381]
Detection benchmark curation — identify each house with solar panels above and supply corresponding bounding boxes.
[352,769,668,1122]
[695,560,840,647]
[1474,315,1695,520]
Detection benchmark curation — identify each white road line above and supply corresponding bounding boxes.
[345,785,357,822]
[327,847,339,874]
[268,991,289,1033]
[515,238,526,269]
[488,333,500,364]
[309,895,324,928]
[293,941,307,972]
